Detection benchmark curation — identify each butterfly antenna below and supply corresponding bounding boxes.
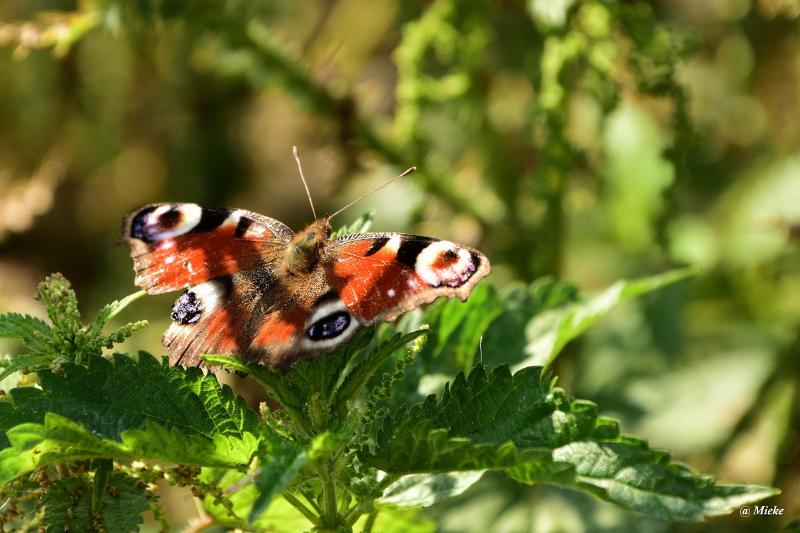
[293,146,317,220]
[329,166,416,220]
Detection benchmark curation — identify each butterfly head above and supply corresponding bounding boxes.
[285,217,332,274]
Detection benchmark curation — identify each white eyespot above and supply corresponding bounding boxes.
[387,288,396,298]
[300,297,360,352]
[147,204,203,239]
[414,241,476,288]
[165,256,175,265]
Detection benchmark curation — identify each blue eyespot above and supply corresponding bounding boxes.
[307,311,351,340]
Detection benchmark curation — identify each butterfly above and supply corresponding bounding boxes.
[121,167,490,370]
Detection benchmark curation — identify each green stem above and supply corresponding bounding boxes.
[283,492,320,526]
[315,461,339,529]
[362,509,379,533]
[301,487,322,514]
[338,489,351,516]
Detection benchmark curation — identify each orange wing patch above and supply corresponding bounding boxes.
[327,234,490,324]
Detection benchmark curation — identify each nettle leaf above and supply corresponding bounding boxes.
[520,440,779,522]
[42,472,148,533]
[43,476,94,532]
[0,352,260,481]
[383,279,580,408]
[4,351,257,441]
[0,353,53,382]
[0,412,259,483]
[517,268,692,371]
[379,471,484,507]
[0,313,52,353]
[96,473,150,533]
[203,327,424,435]
[362,364,778,522]
[418,283,504,370]
[480,278,580,367]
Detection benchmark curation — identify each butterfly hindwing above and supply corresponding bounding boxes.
[122,203,293,293]
[326,232,490,324]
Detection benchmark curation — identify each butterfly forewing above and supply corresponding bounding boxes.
[326,232,490,324]
[122,203,293,293]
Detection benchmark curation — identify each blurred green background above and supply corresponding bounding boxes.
[1,0,799,531]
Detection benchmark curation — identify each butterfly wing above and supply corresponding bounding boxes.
[122,203,293,293]
[325,232,490,324]
[123,203,301,367]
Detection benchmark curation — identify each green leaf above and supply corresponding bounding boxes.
[363,365,580,474]
[204,327,425,435]
[0,413,259,482]
[0,351,261,480]
[203,354,313,435]
[353,506,437,533]
[42,472,149,533]
[362,364,778,522]
[379,471,484,507]
[200,470,311,531]
[330,210,375,239]
[98,472,150,533]
[5,351,258,442]
[249,434,310,524]
[0,398,36,449]
[518,268,692,371]
[417,283,504,371]
[520,440,780,522]
[0,353,53,382]
[0,313,52,353]
[480,279,579,367]
[42,476,93,532]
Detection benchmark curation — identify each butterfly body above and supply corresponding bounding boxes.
[123,203,490,370]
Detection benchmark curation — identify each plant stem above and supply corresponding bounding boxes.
[315,461,339,529]
[283,492,320,526]
[338,489,351,516]
[362,509,379,533]
[301,487,322,514]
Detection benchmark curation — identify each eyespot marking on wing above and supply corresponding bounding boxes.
[414,240,479,288]
[169,278,230,325]
[129,204,231,243]
[300,293,360,351]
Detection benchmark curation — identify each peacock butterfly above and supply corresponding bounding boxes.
[121,160,490,370]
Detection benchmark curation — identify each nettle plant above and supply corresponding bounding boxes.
[0,218,778,532]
